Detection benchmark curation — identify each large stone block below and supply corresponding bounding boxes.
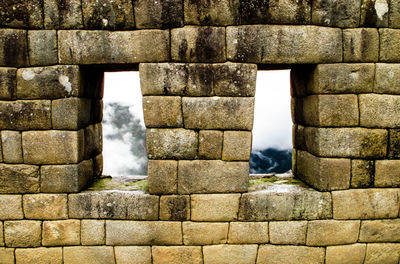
[257,245,325,264]
[159,195,190,221]
[64,247,115,264]
[361,0,389,27]
[351,159,374,188]
[4,220,41,247]
[152,246,202,264]
[312,0,360,27]
[191,194,240,221]
[198,130,223,159]
[227,25,342,64]
[171,27,226,62]
[178,160,248,194]
[148,160,178,194]
[52,98,91,129]
[332,189,400,219]
[213,63,257,96]
[375,63,400,94]
[325,244,366,264]
[146,129,198,160]
[360,219,400,242]
[106,221,182,245]
[184,0,240,25]
[380,29,400,62]
[343,29,379,62]
[389,0,400,27]
[1,131,23,163]
[222,131,252,161]
[183,222,228,245]
[28,30,58,66]
[22,130,84,164]
[228,222,269,244]
[307,220,360,246]
[269,221,307,245]
[44,0,83,29]
[0,248,14,264]
[203,245,258,264]
[0,68,16,100]
[135,0,183,28]
[15,248,63,264]
[115,246,151,264]
[0,195,23,219]
[59,30,170,64]
[360,94,400,127]
[0,29,28,67]
[81,220,105,246]
[364,243,400,264]
[23,194,67,220]
[0,164,40,194]
[43,220,80,246]
[0,0,43,29]
[143,96,183,128]
[375,160,400,187]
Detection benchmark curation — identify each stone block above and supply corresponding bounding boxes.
[269,221,307,245]
[69,191,159,220]
[296,150,351,191]
[4,220,41,247]
[0,248,14,264]
[15,247,63,264]
[213,63,257,96]
[135,0,183,28]
[360,219,400,242]
[183,222,228,245]
[52,98,91,129]
[1,131,23,163]
[143,96,183,128]
[0,29,28,67]
[375,160,400,187]
[361,0,389,27]
[153,246,202,264]
[257,245,325,264]
[228,222,268,244]
[375,63,400,94]
[191,194,240,221]
[325,244,366,264]
[307,220,360,246]
[41,159,93,193]
[389,129,400,158]
[148,160,178,194]
[0,68,16,100]
[222,131,252,161]
[389,0,400,27]
[184,0,240,25]
[0,0,43,29]
[59,30,170,64]
[183,97,254,130]
[44,0,83,29]
[43,220,80,246]
[186,64,214,96]
[115,246,151,264]
[239,186,332,221]
[160,195,190,221]
[360,94,400,127]
[22,130,84,164]
[0,222,3,246]
[203,245,258,264]
[0,100,51,130]
[23,194,67,220]
[198,130,223,159]
[81,220,105,246]
[351,159,374,188]
[106,221,182,245]
[312,0,360,27]
[64,246,115,264]
[178,160,248,194]
[343,29,379,62]
[332,188,400,219]
[227,25,342,64]
[171,26,226,62]
[17,65,83,99]
[380,29,400,62]
[0,195,23,219]
[0,164,40,194]
[84,123,102,159]
[93,154,103,178]
[28,30,58,66]
[82,0,134,29]
[365,243,400,264]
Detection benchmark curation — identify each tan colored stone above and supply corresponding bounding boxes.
[81,220,105,246]
[213,63,257,96]
[183,222,228,245]
[93,154,103,178]
[64,246,115,264]
[0,164,40,194]
[0,68,16,100]
[389,129,400,158]
[148,160,177,194]
[0,196,23,220]
[332,189,400,219]
[143,96,182,128]
[203,245,258,264]
[1,131,22,163]
[269,221,307,245]
[198,130,223,159]
[365,243,400,264]
[375,63,400,94]
[326,244,366,264]
[0,248,14,264]
[343,28,379,62]
[380,29,400,62]
[22,130,84,164]
[43,220,80,246]
[389,0,400,28]
[23,194,67,220]
[0,222,3,246]
[0,29,28,67]
[134,0,183,29]
[361,0,389,27]
[184,0,239,25]
[222,131,252,161]
[153,246,202,264]
[351,160,374,188]
[15,248,63,264]
[360,94,400,127]
[257,245,325,264]
[44,0,83,29]
[191,194,240,221]
[115,246,151,264]
[160,195,190,221]
[307,220,360,246]
[312,0,360,27]
[228,222,268,244]
[375,160,400,187]
[28,30,58,66]
[360,219,400,242]
[186,64,214,96]
[84,123,102,159]
[0,0,43,29]
[106,221,182,245]
[52,98,91,129]
[4,220,41,247]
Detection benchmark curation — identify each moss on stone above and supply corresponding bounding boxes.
[88,177,149,192]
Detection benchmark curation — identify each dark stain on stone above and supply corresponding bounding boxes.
[294,0,311,23]
[178,39,188,61]
[160,0,183,28]
[235,27,260,62]
[167,197,188,221]
[361,0,378,26]
[188,64,213,96]
[195,27,223,62]
[360,29,370,60]
[389,129,400,158]
[0,0,30,27]
[2,31,28,67]
[240,0,270,24]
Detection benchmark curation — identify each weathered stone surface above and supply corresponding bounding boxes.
[0,0,43,29]
[81,220,105,246]
[146,129,198,160]
[351,159,374,188]
[307,220,360,246]
[23,194,67,220]
[82,0,134,29]
[257,245,325,264]
[198,130,223,159]
[115,246,151,264]
[135,0,183,28]
[389,129,400,158]
[178,160,249,194]
[380,29,400,62]
[148,160,177,194]
[297,150,351,191]
[325,244,366,264]
[360,94,400,127]
[312,0,360,27]
[4,220,41,247]
[332,189,400,219]
[143,96,183,128]
[0,248,14,264]
[213,63,257,96]
[0,195,23,219]
[361,0,389,27]
[364,243,400,264]
[222,131,252,161]
[69,191,159,220]
[269,221,307,245]
[0,29,28,67]
[15,248,63,264]
[360,219,400,242]
[44,0,83,29]
[375,160,400,187]
[184,0,240,25]
[106,221,182,245]
[64,246,115,264]
[23,130,84,164]
[43,220,80,246]
[343,29,379,62]
[239,186,332,221]
[227,25,342,63]
[171,27,226,62]
[0,100,51,130]
[375,63,400,94]
[153,246,202,264]
[1,131,22,163]
[203,245,258,264]
[183,222,228,245]
[0,68,16,100]
[186,64,214,96]
[191,194,240,221]
[0,164,40,194]
[228,222,269,244]
[389,0,400,27]
[52,98,91,129]
[183,97,254,130]
[28,30,58,66]
[17,65,83,99]
[93,154,103,178]
[59,30,170,64]
[160,195,190,221]
[0,222,3,246]
[84,123,102,159]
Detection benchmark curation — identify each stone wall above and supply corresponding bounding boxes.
[1,0,400,263]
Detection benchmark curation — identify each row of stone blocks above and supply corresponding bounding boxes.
[1,0,400,29]
[2,27,400,66]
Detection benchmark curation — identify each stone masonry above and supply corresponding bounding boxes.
[1,0,400,263]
